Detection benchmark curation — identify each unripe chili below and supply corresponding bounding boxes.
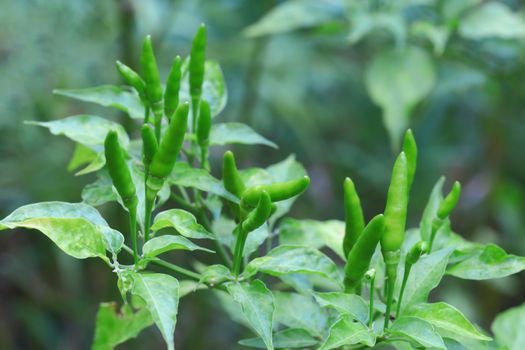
[342,177,365,258]
[240,176,310,208]
[140,35,163,138]
[437,181,461,219]
[141,124,158,170]
[164,56,182,120]
[116,61,146,101]
[402,129,417,191]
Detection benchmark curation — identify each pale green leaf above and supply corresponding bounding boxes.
[318,315,375,350]
[27,115,129,147]
[151,209,214,240]
[68,143,98,172]
[226,280,275,350]
[244,246,342,286]
[82,172,117,207]
[168,162,239,203]
[407,303,491,341]
[388,316,445,349]
[365,46,435,148]
[459,2,525,40]
[130,273,179,350]
[0,202,122,259]
[210,123,277,148]
[243,0,343,37]
[419,177,445,241]
[492,302,525,350]
[199,264,234,286]
[239,328,318,349]
[348,10,405,46]
[273,291,328,338]
[54,85,144,119]
[91,302,153,350]
[142,234,214,259]
[313,292,368,324]
[447,244,525,280]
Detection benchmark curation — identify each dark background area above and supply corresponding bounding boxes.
[1,0,524,349]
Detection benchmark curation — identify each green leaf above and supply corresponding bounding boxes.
[54,85,144,119]
[313,292,368,324]
[347,10,405,46]
[273,291,328,338]
[179,280,207,298]
[151,209,214,240]
[142,234,214,259]
[210,123,277,148]
[168,162,239,203]
[239,328,318,349]
[388,316,445,349]
[82,172,117,207]
[213,216,268,257]
[68,143,98,171]
[76,152,106,176]
[318,315,375,350]
[400,247,454,313]
[28,115,129,148]
[226,280,275,350]
[130,273,179,350]
[180,60,227,117]
[407,303,491,341]
[279,218,345,259]
[459,2,525,40]
[199,264,234,286]
[244,246,342,286]
[0,202,123,260]
[365,46,435,149]
[492,302,525,350]
[243,0,343,37]
[447,244,525,280]
[91,302,153,350]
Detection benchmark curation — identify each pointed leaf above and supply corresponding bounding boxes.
[130,273,179,350]
[142,234,214,259]
[388,316,445,349]
[210,123,277,148]
[313,292,368,324]
[459,2,525,40]
[239,328,318,349]
[151,209,214,239]
[492,302,525,350]
[318,315,375,350]
[54,85,144,119]
[226,280,275,350]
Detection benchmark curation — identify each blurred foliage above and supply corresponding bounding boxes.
[0,0,525,349]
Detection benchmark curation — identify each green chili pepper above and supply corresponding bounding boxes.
[396,240,428,317]
[147,102,189,197]
[342,177,365,258]
[196,99,211,149]
[343,214,385,293]
[437,181,461,219]
[240,176,310,208]
[164,56,182,120]
[116,61,146,101]
[233,191,272,275]
[189,23,206,130]
[141,124,158,170]
[222,151,245,198]
[381,151,408,329]
[104,131,137,211]
[402,129,417,191]
[140,35,163,139]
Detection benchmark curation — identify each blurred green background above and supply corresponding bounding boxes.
[1,0,525,349]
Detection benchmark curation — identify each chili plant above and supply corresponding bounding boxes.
[2,24,525,350]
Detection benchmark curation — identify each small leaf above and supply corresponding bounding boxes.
[226,280,275,350]
[313,292,368,324]
[447,244,525,280]
[28,115,129,147]
[54,85,144,119]
[239,328,318,349]
[199,264,234,286]
[273,291,328,338]
[76,152,106,176]
[210,123,277,148]
[180,60,227,117]
[419,177,445,241]
[151,209,214,240]
[0,202,122,259]
[388,316,445,349]
[168,163,238,203]
[142,235,214,259]
[279,218,345,259]
[130,273,179,350]
[365,46,435,149]
[244,246,342,286]
[91,302,153,350]
[318,315,375,350]
[68,143,98,171]
[400,247,454,313]
[407,303,491,341]
[459,2,525,40]
[82,172,117,207]
[243,0,343,37]
[492,302,525,350]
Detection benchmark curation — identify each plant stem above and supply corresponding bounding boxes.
[369,274,376,328]
[150,259,201,281]
[396,265,412,318]
[428,218,443,252]
[129,206,138,265]
[232,227,247,276]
